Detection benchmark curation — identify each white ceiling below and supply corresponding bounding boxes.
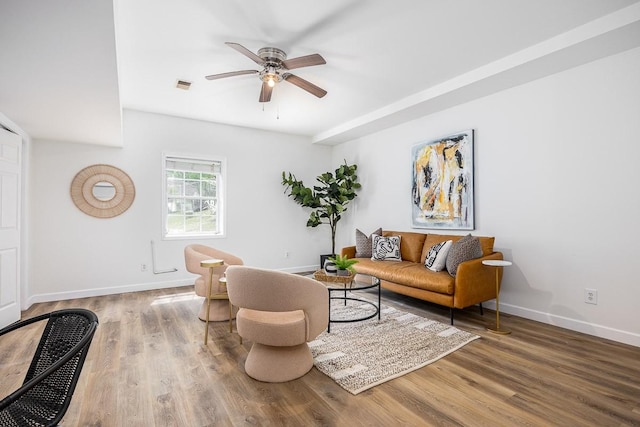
[2,0,640,147]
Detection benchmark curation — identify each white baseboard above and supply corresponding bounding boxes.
[24,278,194,310]
[22,266,320,311]
[483,301,640,348]
[23,273,640,348]
[278,264,319,274]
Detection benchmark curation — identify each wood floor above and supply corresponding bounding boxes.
[1,285,639,426]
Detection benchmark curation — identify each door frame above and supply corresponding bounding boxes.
[0,113,31,325]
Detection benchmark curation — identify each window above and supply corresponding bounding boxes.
[163,154,225,238]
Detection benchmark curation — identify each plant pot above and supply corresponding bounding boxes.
[336,269,350,276]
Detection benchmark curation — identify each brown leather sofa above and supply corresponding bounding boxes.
[341,230,504,324]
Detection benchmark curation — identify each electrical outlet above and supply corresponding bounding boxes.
[284,251,290,258]
[141,263,147,272]
[584,288,597,305]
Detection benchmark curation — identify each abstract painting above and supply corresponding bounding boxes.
[411,130,474,230]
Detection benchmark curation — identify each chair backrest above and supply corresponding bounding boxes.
[0,308,99,427]
[184,244,244,278]
[226,266,329,339]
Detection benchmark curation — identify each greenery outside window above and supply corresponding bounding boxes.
[163,154,225,238]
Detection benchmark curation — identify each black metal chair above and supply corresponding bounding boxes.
[0,309,99,427]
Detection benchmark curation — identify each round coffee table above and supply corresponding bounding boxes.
[313,271,381,333]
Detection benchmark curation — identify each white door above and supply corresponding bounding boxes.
[0,127,21,328]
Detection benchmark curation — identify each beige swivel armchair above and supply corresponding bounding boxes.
[225,266,329,383]
[184,244,243,321]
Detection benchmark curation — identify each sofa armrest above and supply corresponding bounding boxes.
[341,246,357,259]
[453,252,504,309]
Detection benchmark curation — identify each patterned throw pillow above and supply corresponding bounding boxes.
[371,235,402,261]
[445,234,483,276]
[424,240,453,272]
[355,228,382,258]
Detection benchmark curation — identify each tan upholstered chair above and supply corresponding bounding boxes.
[184,244,243,321]
[225,266,329,383]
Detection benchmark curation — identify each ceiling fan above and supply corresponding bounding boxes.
[205,42,327,103]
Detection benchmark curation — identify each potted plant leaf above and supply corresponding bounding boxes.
[282,161,361,266]
[328,254,358,276]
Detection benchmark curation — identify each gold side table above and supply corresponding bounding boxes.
[219,276,241,344]
[200,258,224,345]
[482,260,512,335]
[217,276,233,334]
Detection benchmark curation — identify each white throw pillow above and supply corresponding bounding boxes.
[371,235,402,261]
[424,240,453,272]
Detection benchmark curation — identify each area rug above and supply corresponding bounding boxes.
[308,299,480,395]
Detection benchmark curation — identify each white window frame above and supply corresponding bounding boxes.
[162,152,226,240]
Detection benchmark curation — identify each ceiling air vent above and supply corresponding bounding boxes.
[176,80,192,90]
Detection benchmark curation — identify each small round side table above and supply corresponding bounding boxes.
[200,258,224,345]
[482,260,512,335]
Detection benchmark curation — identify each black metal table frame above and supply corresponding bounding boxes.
[327,275,380,333]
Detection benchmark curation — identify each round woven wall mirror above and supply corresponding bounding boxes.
[70,164,135,218]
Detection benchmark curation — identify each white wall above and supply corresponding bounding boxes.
[28,110,332,304]
[23,48,640,346]
[333,47,640,346]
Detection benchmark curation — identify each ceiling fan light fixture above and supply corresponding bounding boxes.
[260,70,281,87]
[206,42,327,102]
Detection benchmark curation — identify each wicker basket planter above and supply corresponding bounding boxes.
[313,269,354,284]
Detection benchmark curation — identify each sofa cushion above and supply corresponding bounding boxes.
[424,240,453,272]
[372,235,402,261]
[421,234,495,263]
[355,227,382,258]
[445,234,483,276]
[383,230,427,263]
[478,236,495,257]
[353,258,455,294]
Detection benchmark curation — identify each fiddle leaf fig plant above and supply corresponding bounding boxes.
[282,161,361,254]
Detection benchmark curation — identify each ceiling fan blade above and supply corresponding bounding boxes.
[205,70,258,80]
[282,73,327,98]
[282,54,326,70]
[225,42,266,66]
[259,82,273,103]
